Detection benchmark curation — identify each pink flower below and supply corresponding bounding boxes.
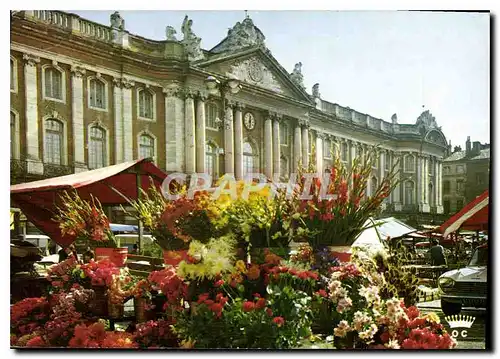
[242,301,255,312]
[272,316,285,327]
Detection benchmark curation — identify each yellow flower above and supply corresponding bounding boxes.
[180,338,196,348]
[424,312,440,324]
[235,260,247,273]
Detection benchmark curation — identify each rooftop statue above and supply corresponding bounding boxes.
[165,26,177,41]
[290,62,305,90]
[110,11,125,30]
[181,15,204,61]
[417,109,438,128]
[211,14,265,53]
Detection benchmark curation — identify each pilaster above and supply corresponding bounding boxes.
[294,122,302,172]
[234,103,244,180]
[184,90,196,174]
[264,114,274,179]
[223,101,235,175]
[23,53,43,175]
[71,65,87,172]
[272,114,281,179]
[196,92,207,174]
[121,77,135,162]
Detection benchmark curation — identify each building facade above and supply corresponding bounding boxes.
[442,137,490,214]
[10,10,449,214]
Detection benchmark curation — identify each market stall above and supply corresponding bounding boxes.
[10,159,167,248]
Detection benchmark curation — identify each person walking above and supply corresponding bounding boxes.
[428,239,447,266]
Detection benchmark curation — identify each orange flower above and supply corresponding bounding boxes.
[246,265,261,281]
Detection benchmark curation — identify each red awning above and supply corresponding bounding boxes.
[439,190,489,238]
[10,159,167,247]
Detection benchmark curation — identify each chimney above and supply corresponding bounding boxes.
[465,136,471,156]
[447,140,452,156]
[473,141,481,155]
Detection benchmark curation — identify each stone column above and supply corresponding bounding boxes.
[422,156,430,212]
[272,115,281,178]
[233,103,244,180]
[164,83,184,172]
[113,78,124,164]
[437,160,444,213]
[71,65,87,172]
[224,102,235,175]
[349,140,357,167]
[122,78,134,162]
[294,122,302,172]
[316,132,324,175]
[301,122,309,168]
[264,114,273,179]
[393,152,402,211]
[379,150,386,182]
[184,90,196,174]
[23,54,43,174]
[195,92,207,174]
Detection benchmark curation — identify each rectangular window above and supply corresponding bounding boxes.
[341,142,348,162]
[443,166,451,175]
[45,68,62,100]
[280,124,288,145]
[206,103,218,129]
[476,173,484,185]
[90,79,106,109]
[443,181,450,194]
[456,180,464,192]
[456,199,464,210]
[323,138,331,158]
[10,59,15,91]
[456,165,465,174]
[385,154,390,171]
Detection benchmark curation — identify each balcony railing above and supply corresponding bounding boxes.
[43,163,74,177]
[10,159,75,180]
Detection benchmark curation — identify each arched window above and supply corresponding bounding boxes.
[205,103,219,129]
[280,156,288,180]
[89,78,106,109]
[44,67,63,100]
[138,89,154,119]
[206,143,217,177]
[243,142,256,177]
[139,134,155,160]
[371,177,378,196]
[44,119,63,164]
[10,112,16,158]
[405,181,415,206]
[404,154,415,172]
[88,126,106,169]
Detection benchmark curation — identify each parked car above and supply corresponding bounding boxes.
[438,244,487,315]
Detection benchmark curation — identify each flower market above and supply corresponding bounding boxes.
[10,153,487,350]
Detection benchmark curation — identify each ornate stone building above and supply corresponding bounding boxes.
[10,11,449,214]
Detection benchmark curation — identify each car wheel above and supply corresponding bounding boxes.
[441,300,462,315]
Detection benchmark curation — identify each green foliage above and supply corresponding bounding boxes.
[373,243,420,306]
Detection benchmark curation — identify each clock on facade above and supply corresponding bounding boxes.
[244,112,255,130]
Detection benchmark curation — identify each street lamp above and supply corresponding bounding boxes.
[204,74,242,129]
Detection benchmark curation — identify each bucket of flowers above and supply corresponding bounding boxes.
[286,148,398,263]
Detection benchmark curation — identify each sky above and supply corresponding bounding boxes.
[71,10,490,148]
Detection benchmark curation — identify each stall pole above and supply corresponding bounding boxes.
[136,171,143,254]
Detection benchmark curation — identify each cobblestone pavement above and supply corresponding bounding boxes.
[417,300,487,350]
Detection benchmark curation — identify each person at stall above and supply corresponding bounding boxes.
[428,239,447,266]
[131,243,139,254]
[58,244,78,263]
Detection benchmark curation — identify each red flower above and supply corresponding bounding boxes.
[266,308,273,317]
[197,293,210,304]
[204,300,215,306]
[214,279,224,287]
[253,293,261,298]
[26,336,46,347]
[272,316,285,327]
[255,298,266,310]
[379,331,390,343]
[242,301,255,312]
[315,289,328,298]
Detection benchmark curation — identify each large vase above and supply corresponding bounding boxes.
[90,285,108,317]
[162,249,189,267]
[328,246,352,263]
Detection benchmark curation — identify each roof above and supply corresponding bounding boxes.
[470,148,490,160]
[444,150,466,162]
[10,159,167,247]
[352,217,417,249]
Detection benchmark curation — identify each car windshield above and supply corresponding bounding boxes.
[469,246,488,267]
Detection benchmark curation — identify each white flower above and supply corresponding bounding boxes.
[385,339,400,349]
[333,320,351,338]
[336,297,353,314]
[358,324,379,340]
[352,311,373,332]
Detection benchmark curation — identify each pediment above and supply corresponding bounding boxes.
[198,50,313,104]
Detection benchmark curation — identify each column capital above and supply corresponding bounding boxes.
[183,88,196,99]
[196,90,208,102]
[234,102,245,111]
[70,65,86,78]
[298,119,310,127]
[114,77,135,89]
[22,53,40,67]
[162,84,182,98]
[316,132,326,140]
[225,99,236,109]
